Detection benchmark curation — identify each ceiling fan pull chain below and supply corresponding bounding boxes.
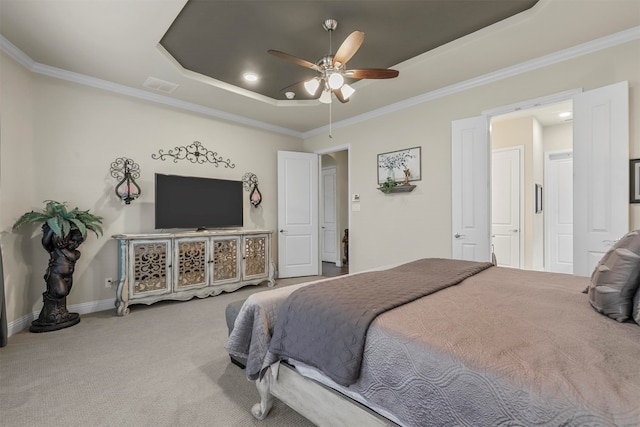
[329,101,333,138]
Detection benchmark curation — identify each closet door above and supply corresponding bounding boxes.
[277,151,319,278]
[451,116,491,262]
[573,81,629,276]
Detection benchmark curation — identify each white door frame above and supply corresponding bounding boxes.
[478,91,581,266]
[458,84,627,273]
[482,89,581,119]
[315,144,351,271]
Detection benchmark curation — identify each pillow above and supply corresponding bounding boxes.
[588,230,640,322]
[633,288,640,325]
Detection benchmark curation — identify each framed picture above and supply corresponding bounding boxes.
[535,183,543,213]
[377,146,422,185]
[630,159,640,203]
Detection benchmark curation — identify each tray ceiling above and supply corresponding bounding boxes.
[160,0,538,101]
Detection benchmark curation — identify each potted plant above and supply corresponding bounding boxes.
[13,200,103,332]
[379,177,398,193]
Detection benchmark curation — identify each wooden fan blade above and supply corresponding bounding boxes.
[268,50,320,71]
[346,69,399,79]
[333,31,364,67]
[333,89,349,104]
[279,80,304,92]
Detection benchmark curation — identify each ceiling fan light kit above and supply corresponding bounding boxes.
[340,83,355,100]
[319,90,332,104]
[327,73,344,90]
[268,18,399,104]
[304,78,320,95]
[269,18,399,136]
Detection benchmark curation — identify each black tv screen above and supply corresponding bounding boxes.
[155,173,243,230]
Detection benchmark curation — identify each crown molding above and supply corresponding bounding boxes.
[0,35,304,139]
[302,25,640,139]
[2,26,638,141]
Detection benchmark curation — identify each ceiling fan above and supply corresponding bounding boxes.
[268,19,399,103]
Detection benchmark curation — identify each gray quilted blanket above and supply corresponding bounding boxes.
[226,261,640,426]
[268,258,492,386]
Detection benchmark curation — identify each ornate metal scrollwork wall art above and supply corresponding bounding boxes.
[151,141,235,168]
[242,172,262,207]
[110,157,142,204]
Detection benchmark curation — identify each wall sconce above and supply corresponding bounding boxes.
[110,157,141,204]
[242,172,262,207]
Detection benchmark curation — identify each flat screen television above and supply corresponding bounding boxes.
[155,173,243,230]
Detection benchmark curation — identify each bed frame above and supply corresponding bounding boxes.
[252,363,398,426]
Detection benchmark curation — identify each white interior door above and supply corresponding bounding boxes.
[545,151,574,274]
[321,167,337,263]
[277,151,319,278]
[491,147,522,268]
[451,116,491,261]
[573,81,629,276]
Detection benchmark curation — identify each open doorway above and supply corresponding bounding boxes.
[490,100,573,272]
[321,150,349,277]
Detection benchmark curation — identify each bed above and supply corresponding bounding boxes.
[226,249,640,426]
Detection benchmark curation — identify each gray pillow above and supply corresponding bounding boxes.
[588,230,640,322]
[633,289,640,325]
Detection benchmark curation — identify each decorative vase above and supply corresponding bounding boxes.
[403,169,411,185]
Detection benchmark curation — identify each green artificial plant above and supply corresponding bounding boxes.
[13,200,103,239]
[380,177,398,194]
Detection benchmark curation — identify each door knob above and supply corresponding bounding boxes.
[279,229,287,233]
[454,233,466,239]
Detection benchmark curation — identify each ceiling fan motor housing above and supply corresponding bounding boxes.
[317,55,334,69]
[322,19,338,32]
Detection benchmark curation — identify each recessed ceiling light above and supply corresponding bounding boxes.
[243,72,258,82]
[285,91,295,99]
[559,111,572,118]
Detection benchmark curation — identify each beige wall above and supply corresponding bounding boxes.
[1,52,302,329]
[0,52,37,321]
[3,38,639,332]
[303,40,640,273]
[543,122,572,153]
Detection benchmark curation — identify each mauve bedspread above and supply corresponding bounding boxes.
[269,258,493,386]
[226,261,640,426]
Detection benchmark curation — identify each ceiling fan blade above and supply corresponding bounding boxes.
[333,31,364,67]
[346,69,399,79]
[280,80,304,92]
[333,89,349,104]
[268,49,320,71]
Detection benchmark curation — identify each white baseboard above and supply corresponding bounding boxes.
[7,298,116,337]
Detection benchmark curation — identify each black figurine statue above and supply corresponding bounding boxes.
[13,200,103,332]
[30,225,84,332]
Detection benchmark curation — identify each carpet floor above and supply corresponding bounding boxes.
[0,277,322,427]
